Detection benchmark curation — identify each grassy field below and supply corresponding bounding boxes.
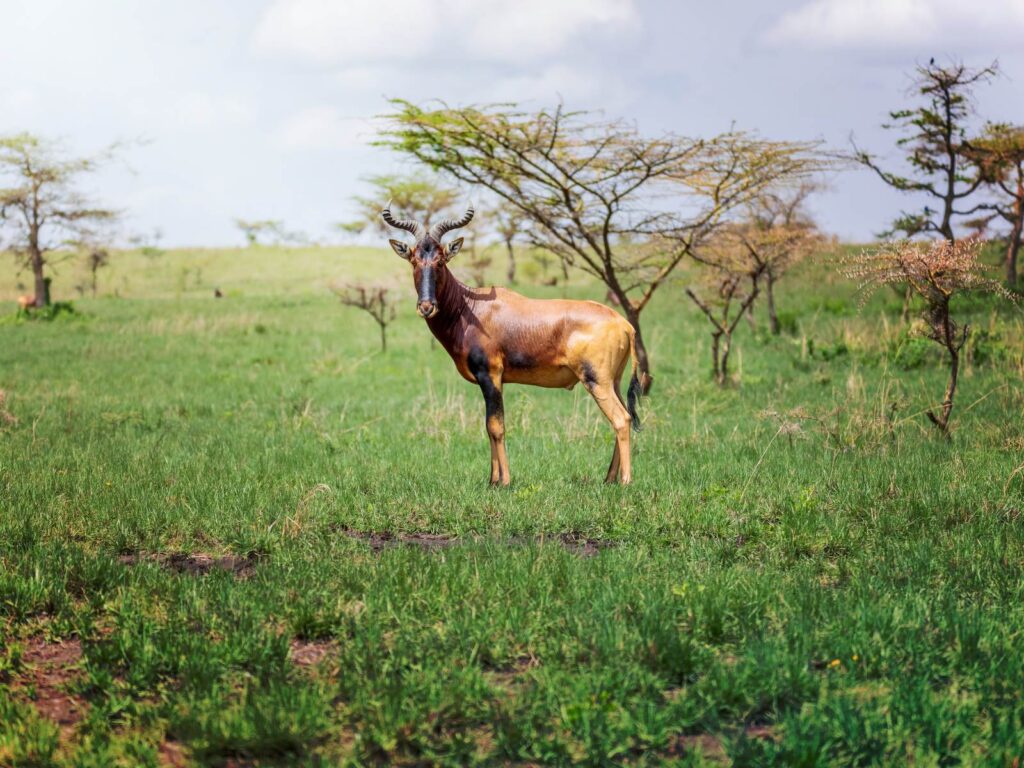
[1,243,1023,766]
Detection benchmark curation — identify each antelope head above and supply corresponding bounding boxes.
[382,202,474,319]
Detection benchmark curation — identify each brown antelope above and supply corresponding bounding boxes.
[382,203,646,485]
[16,295,35,312]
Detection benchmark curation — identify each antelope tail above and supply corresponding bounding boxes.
[626,329,649,433]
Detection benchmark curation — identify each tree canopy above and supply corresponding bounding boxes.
[378,100,830,384]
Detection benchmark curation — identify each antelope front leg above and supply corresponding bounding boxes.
[475,367,510,487]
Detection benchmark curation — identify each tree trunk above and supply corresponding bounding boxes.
[505,239,516,284]
[711,331,722,384]
[928,344,959,435]
[719,332,732,386]
[766,274,780,335]
[1006,212,1022,288]
[31,250,50,308]
[926,299,963,437]
[623,306,653,393]
[379,322,387,353]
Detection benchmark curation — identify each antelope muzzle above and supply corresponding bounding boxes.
[416,264,438,318]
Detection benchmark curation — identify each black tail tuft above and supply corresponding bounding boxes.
[627,373,643,432]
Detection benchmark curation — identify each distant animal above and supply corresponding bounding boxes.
[382,203,646,485]
[214,288,224,298]
[16,295,35,311]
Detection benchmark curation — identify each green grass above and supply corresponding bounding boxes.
[1,245,1023,766]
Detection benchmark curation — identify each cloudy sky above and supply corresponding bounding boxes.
[3,0,1023,246]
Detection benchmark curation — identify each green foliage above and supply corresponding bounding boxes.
[774,310,799,336]
[10,300,77,322]
[344,172,460,237]
[1,246,1023,764]
[853,60,998,240]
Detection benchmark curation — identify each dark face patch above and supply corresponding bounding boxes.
[411,236,444,318]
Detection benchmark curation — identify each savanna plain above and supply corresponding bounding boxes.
[1,243,1023,766]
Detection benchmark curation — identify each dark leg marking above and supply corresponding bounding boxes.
[581,361,599,391]
[469,346,507,485]
[468,347,500,416]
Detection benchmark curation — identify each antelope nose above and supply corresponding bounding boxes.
[417,300,436,318]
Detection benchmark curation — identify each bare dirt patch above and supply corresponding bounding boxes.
[118,551,261,578]
[668,733,728,762]
[554,532,615,557]
[484,654,540,694]
[341,529,458,553]
[158,739,189,768]
[290,639,338,669]
[340,529,616,557]
[16,636,87,740]
[666,725,777,763]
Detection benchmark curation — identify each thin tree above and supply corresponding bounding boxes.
[0,134,118,307]
[234,219,308,247]
[685,233,765,385]
[84,244,110,298]
[733,181,826,334]
[380,100,826,389]
[491,202,525,284]
[852,60,998,241]
[843,238,1013,435]
[970,122,1024,286]
[333,283,397,353]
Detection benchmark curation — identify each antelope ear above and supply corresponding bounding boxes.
[445,237,464,262]
[389,239,411,260]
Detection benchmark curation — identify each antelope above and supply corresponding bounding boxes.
[382,203,647,485]
[16,295,35,312]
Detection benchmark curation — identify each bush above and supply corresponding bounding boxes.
[775,310,799,336]
[968,327,1013,366]
[14,301,78,322]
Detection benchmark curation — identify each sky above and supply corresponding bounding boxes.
[2,0,1024,247]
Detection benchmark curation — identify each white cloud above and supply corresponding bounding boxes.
[253,0,637,64]
[487,64,613,105]
[765,0,1024,49]
[279,107,382,151]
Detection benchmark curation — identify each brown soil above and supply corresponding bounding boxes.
[555,532,615,557]
[341,529,616,557]
[119,551,261,578]
[667,733,727,762]
[158,739,189,768]
[341,529,458,553]
[16,636,87,741]
[290,639,338,668]
[667,725,776,763]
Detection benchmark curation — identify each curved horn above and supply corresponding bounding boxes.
[381,200,425,239]
[429,204,475,240]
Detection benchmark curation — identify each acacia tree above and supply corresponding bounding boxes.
[341,173,460,236]
[732,181,825,334]
[970,123,1024,286]
[380,101,826,389]
[852,60,998,241]
[0,134,118,307]
[76,238,110,298]
[491,201,526,284]
[333,283,397,352]
[234,219,308,247]
[843,238,1012,435]
[686,226,768,383]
